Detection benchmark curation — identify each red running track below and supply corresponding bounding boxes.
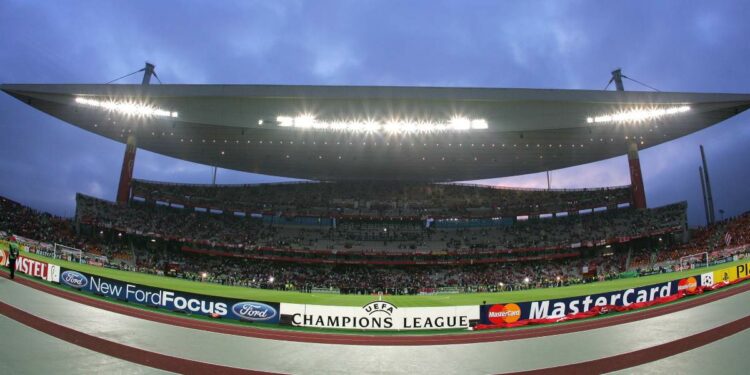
[1,275,748,374]
[2,270,749,346]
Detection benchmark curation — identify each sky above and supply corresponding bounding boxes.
[0,0,748,227]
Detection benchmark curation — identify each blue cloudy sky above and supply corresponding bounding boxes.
[0,0,748,226]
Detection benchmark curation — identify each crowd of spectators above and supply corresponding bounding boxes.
[133,248,625,295]
[76,194,686,254]
[630,211,750,271]
[0,196,76,245]
[1,196,132,263]
[4,192,746,296]
[131,179,631,219]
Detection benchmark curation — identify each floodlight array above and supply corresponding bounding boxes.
[586,105,690,124]
[75,97,178,118]
[276,115,488,133]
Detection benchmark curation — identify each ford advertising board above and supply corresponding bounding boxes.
[58,268,280,323]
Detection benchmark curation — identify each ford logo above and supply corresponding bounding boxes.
[61,270,88,289]
[231,302,277,322]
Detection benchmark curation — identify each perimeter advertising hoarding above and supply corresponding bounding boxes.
[480,276,705,324]
[15,256,61,282]
[281,301,479,330]
[0,251,60,282]
[57,268,280,323]
[701,260,750,285]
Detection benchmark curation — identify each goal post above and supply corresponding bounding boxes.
[679,252,708,271]
[54,243,84,263]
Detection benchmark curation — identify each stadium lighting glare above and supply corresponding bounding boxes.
[586,105,690,124]
[275,114,489,133]
[75,97,179,118]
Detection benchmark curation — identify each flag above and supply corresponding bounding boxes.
[725,232,732,246]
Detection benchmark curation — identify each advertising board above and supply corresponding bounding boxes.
[479,277,702,324]
[8,255,61,282]
[702,260,750,285]
[57,268,280,323]
[281,301,478,330]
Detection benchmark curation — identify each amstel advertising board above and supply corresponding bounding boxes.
[0,250,60,282]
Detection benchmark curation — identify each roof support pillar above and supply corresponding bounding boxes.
[116,62,153,204]
[628,141,647,209]
[116,134,137,204]
[612,69,647,209]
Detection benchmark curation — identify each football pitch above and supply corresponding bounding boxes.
[23,252,744,307]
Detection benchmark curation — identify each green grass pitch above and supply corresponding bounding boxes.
[24,252,744,307]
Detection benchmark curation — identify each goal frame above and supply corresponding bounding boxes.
[679,251,708,270]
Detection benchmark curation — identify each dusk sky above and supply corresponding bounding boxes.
[1,1,748,227]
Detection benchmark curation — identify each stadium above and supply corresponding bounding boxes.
[2,2,750,372]
[1,63,750,373]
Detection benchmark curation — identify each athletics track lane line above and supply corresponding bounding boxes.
[1,270,749,346]
[0,299,281,375]
[512,314,750,374]
[1,295,748,374]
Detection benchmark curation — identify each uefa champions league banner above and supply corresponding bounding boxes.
[479,274,706,325]
[281,302,479,330]
[57,268,280,324]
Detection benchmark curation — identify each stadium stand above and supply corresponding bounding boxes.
[75,193,685,254]
[131,179,632,219]
[2,191,747,295]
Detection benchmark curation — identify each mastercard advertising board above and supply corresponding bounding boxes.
[479,274,711,323]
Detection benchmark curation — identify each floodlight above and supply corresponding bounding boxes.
[587,105,690,124]
[275,114,489,134]
[75,97,178,118]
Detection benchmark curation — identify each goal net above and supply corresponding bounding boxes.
[54,243,109,266]
[679,252,708,271]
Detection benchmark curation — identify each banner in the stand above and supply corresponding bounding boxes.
[57,268,280,324]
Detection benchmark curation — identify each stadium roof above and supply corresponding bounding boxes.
[2,84,750,181]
